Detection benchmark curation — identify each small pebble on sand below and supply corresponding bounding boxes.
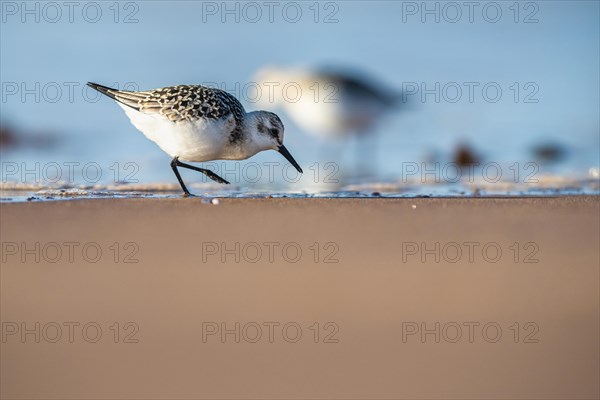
[211,198,220,205]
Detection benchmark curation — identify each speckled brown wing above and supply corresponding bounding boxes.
[100,84,246,143]
[114,85,241,120]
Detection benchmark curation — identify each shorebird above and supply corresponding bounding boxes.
[253,66,402,176]
[87,82,302,196]
[253,66,401,139]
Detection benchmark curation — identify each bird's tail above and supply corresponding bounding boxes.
[87,82,119,100]
[87,82,144,110]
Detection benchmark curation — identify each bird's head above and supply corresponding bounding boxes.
[245,111,302,174]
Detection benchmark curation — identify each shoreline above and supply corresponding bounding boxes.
[1,190,599,203]
[2,173,599,202]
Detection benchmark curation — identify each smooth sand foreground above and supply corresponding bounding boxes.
[1,196,599,399]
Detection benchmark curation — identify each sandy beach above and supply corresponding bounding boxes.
[1,196,599,399]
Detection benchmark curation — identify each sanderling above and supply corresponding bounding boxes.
[87,82,302,196]
[254,66,400,139]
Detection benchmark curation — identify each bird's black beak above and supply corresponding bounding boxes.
[278,145,303,174]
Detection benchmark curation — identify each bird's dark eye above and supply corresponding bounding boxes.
[269,128,279,137]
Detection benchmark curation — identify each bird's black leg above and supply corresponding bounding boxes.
[171,157,191,196]
[175,159,230,185]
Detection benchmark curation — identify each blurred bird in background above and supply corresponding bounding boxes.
[253,66,405,178]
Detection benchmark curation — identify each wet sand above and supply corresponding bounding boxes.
[1,196,599,399]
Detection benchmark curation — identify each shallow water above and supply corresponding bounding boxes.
[2,2,599,192]
[1,1,598,202]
